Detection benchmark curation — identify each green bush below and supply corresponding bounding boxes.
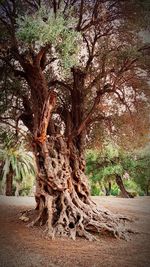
[110,184,120,196]
[90,184,101,196]
[124,179,141,195]
[19,186,31,196]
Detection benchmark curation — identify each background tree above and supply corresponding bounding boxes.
[133,146,150,196]
[0,0,150,240]
[0,131,36,196]
[86,144,135,198]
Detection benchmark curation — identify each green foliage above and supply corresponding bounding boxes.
[86,144,128,183]
[19,187,30,196]
[90,183,101,196]
[132,147,150,195]
[86,144,136,195]
[0,132,36,192]
[18,173,34,196]
[17,6,81,71]
[86,143,150,196]
[110,184,120,196]
[124,179,141,195]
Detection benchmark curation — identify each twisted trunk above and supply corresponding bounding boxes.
[27,136,129,240]
[20,63,129,240]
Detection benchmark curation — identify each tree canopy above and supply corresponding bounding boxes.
[0,0,150,143]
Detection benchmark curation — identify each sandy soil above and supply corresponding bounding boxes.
[0,196,150,267]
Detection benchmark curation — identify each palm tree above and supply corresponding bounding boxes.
[0,132,36,196]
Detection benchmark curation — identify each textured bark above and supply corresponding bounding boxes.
[116,175,133,198]
[19,63,130,241]
[25,137,131,241]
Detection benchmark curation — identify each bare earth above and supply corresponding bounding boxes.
[0,196,150,267]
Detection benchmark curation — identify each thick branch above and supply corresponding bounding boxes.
[34,45,51,67]
[35,91,57,143]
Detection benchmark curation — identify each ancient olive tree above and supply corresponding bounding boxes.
[0,0,150,240]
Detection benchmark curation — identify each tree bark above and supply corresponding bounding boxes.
[26,136,129,241]
[105,181,111,196]
[116,175,133,198]
[6,165,13,196]
[20,64,129,240]
[146,180,150,196]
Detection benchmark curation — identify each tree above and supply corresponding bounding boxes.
[0,0,150,240]
[86,144,135,198]
[133,146,150,196]
[0,131,35,196]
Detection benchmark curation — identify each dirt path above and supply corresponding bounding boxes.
[0,196,150,267]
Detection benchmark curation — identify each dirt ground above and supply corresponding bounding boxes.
[0,196,150,267]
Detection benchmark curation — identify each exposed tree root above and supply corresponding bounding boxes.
[21,138,134,241]
[21,189,133,241]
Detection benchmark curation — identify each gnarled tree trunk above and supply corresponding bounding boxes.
[19,60,129,240]
[28,135,129,241]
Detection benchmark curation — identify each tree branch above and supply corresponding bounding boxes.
[76,89,108,136]
[35,91,57,143]
[76,0,84,31]
[34,44,51,67]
